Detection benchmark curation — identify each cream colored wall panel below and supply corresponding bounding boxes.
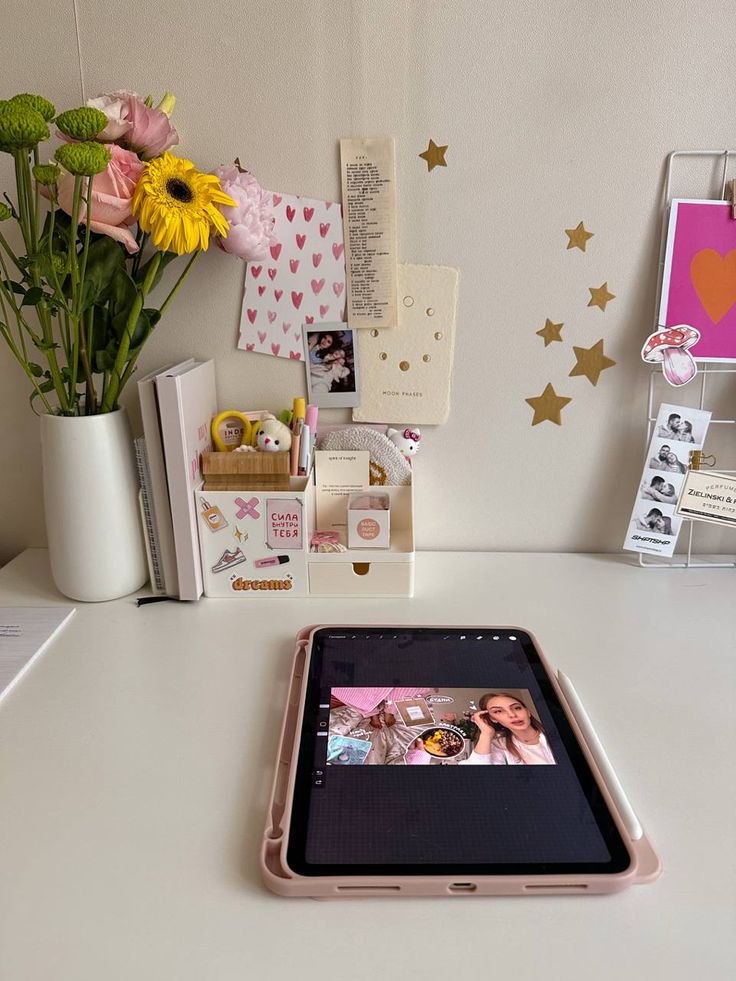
[2,1,736,563]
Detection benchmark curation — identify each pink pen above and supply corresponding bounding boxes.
[254,555,290,568]
[305,404,318,451]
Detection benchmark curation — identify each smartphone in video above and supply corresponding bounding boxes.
[263,626,660,896]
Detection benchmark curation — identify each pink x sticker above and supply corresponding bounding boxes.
[234,496,260,520]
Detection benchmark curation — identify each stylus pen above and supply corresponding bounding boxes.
[556,671,643,841]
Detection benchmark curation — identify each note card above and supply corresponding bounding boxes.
[340,137,399,330]
[353,264,459,425]
[238,192,346,361]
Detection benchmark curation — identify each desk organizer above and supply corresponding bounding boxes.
[195,477,415,598]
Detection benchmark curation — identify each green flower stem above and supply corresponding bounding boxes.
[0,229,24,275]
[0,320,54,415]
[101,251,162,412]
[77,175,93,311]
[67,177,83,409]
[158,251,200,316]
[12,151,32,255]
[32,147,40,243]
[78,306,96,414]
[117,251,200,396]
[131,230,147,279]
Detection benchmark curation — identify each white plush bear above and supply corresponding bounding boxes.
[387,427,421,461]
[255,413,292,452]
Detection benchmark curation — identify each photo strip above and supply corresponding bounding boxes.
[326,687,556,766]
[624,402,711,557]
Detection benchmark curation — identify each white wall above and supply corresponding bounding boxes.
[2,0,735,563]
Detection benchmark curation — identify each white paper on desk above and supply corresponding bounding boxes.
[0,606,75,702]
[340,137,399,329]
[315,450,370,540]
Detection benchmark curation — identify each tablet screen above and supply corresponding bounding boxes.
[287,628,631,876]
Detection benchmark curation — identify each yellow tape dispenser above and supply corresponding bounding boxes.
[211,410,255,452]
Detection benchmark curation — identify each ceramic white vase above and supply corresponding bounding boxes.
[40,408,148,602]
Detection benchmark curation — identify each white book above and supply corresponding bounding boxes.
[156,360,218,601]
[137,360,194,597]
[0,607,75,703]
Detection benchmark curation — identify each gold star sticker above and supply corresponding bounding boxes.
[536,318,564,346]
[569,339,616,386]
[234,527,247,543]
[588,282,615,311]
[565,221,594,252]
[525,383,572,426]
[419,139,448,172]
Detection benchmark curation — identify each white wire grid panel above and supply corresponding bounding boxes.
[637,150,736,569]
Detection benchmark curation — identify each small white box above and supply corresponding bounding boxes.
[347,492,391,549]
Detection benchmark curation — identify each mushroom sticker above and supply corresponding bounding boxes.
[641,325,701,387]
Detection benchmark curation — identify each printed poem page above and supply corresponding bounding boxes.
[340,137,398,329]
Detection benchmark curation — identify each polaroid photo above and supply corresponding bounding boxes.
[303,323,360,408]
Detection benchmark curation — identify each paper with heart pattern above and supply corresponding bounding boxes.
[659,199,736,362]
[238,191,347,360]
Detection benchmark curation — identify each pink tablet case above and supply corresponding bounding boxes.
[261,625,661,897]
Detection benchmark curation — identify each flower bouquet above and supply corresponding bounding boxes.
[0,89,275,415]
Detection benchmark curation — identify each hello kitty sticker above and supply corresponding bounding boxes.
[238,192,347,360]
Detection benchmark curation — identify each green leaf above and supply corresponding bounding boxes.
[134,250,178,290]
[78,236,126,312]
[21,286,45,306]
[32,336,58,353]
[28,362,43,377]
[2,279,26,296]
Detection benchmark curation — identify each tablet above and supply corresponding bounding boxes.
[263,626,660,896]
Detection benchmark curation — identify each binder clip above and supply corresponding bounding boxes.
[689,450,716,470]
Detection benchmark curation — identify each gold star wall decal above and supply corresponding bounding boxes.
[536,318,564,346]
[569,339,616,386]
[588,282,615,311]
[565,221,593,251]
[525,383,572,426]
[419,139,448,171]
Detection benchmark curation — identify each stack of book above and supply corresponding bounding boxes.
[135,359,217,601]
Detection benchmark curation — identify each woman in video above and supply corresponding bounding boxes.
[463,692,556,765]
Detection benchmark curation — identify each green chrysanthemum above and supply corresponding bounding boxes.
[0,104,50,152]
[55,140,110,177]
[56,107,108,141]
[33,162,60,186]
[0,202,11,221]
[9,93,56,122]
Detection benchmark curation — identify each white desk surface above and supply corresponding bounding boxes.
[0,548,734,980]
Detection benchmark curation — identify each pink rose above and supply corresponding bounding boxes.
[86,91,132,141]
[212,164,276,260]
[57,143,145,253]
[124,96,178,160]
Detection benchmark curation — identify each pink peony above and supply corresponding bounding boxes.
[86,91,132,141]
[212,164,276,260]
[124,96,178,160]
[57,143,145,253]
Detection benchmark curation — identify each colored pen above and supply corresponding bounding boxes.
[290,418,302,476]
[298,424,311,476]
[305,404,318,453]
[254,555,290,568]
[292,397,306,431]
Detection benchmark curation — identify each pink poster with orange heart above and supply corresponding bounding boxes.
[659,199,736,361]
[238,191,347,360]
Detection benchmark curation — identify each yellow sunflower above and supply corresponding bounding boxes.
[132,152,235,255]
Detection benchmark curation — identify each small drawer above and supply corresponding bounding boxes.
[308,559,414,597]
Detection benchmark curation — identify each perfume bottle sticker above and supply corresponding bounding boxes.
[199,499,228,532]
